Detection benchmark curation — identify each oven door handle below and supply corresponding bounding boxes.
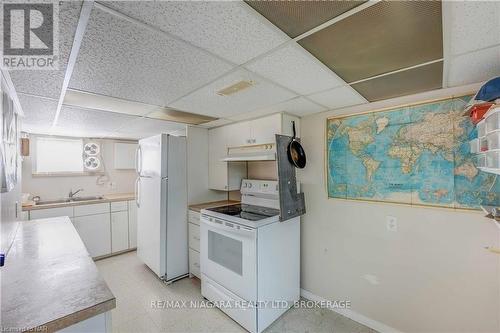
[202,217,256,236]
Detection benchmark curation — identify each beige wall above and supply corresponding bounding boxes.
[22,136,137,199]
[298,83,500,332]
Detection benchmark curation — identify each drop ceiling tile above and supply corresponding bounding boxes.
[56,105,138,135]
[103,1,289,64]
[9,1,82,98]
[231,97,326,121]
[69,7,233,106]
[18,94,58,133]
[352,61,443,102]
[448,46,500,87]
[170,69,296,118]
[298,1,443,82]
[445,1,500,56]
[245,0,365,38]
[116,117,186,138]
[245,43,345,95]
[308,86,367,110]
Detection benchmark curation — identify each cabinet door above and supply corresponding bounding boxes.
[72,213,111,258]
[111,211,129,253]
[74,203,109,217]
[208,126,229,191]
[30,206,74,220]
[128,200,137,248]
[251,114,282,145]
[226,121,252,147]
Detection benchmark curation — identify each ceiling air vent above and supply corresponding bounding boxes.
[217,80,254,96]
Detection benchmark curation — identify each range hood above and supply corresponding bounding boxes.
[221,144,276,162]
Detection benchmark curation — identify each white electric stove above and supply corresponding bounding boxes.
[200,179,300,333]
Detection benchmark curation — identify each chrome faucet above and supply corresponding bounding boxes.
[68,188,84,199]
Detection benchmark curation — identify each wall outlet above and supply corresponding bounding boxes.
[386,216,398,232]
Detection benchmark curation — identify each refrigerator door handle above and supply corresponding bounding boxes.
[135,177,141,208]
[135,145,142,176]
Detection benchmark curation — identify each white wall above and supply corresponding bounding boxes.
[186,126,227,204]
[22,136,137,199]
[298,83,500,332]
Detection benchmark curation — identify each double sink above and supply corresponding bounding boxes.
[36,196,104,205]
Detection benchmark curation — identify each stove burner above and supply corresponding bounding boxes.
[207,204,279,221]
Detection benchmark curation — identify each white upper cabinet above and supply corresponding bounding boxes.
[208,126,229,191]
[227,121,252,147]
[114,142,138,170]
[250,114,282,145]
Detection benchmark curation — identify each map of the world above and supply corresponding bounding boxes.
[327,95,500,209]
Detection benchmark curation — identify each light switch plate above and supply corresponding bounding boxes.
[386,216,398,232]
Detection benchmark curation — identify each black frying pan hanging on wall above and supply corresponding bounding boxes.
[287,121,306,168]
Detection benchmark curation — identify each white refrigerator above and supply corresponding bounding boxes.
[135,134,188,282]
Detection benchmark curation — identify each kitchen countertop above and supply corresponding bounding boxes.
[188,200,240,212]
[23,192,135,211]
[0,217,116,332]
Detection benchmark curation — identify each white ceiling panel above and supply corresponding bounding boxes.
[18,94,58,133]
[56,105,138,136]
[171,69,296,118]
[245,43,345,95]
[229,97,326,121]
[9,1,82,98]
[448,46,500,87]
[446,1,500,56]
[116,117,186,139]
[104,1,289,64]
[69,7,233,106]
[308,86,367,110]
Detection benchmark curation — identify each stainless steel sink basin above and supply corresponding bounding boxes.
[35,196,104,205]
[71,196,104,202]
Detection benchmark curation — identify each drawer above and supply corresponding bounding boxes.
[74,203,110,217]
[111,201,128,212]
[30,206,74,220]
[188,222,200,252]
[188,210,200,225]
[189,248,200,278]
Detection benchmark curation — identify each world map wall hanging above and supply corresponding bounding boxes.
[326,95,500,210]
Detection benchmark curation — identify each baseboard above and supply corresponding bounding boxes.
[300,288,402,333]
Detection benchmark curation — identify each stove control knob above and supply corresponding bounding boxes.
[243,182,247,188]
[248,183,252,188]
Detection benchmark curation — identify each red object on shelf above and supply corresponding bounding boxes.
[469,103,494,124]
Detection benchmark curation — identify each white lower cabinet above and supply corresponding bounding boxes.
[30,206,74,220]
[27,199,136,259]
[72,214,111,258]
[188,209,201,278]
[111,211,129,253]
[128,200,137,248]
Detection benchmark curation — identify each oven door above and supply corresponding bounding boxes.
[200,215,257,301]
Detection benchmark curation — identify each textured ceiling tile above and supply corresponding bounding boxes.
[18,94,58,132]
[116,117,186,138]
[308,86,367,110]
[170,69,296,118]
[352,61,443,102]
[103,1,289,64]
[230,97,326,120]
[245,0,365,38]
[448,47,500,87]
[69,7,233,106]
[245,43,345,95]
[446,1,500,55]
[299,1,443,82]
[56,105,138,134]
[9,1,82,98]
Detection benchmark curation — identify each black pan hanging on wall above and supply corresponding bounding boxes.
[287,121,306,168]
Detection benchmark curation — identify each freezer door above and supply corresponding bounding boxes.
[137,176,167,277]
[138,134,167,178]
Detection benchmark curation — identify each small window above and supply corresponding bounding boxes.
[35,137,84,174]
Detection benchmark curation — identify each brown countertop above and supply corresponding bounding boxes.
[23,193,135,211]
[188,200,240,212]
[0,217,116,332]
